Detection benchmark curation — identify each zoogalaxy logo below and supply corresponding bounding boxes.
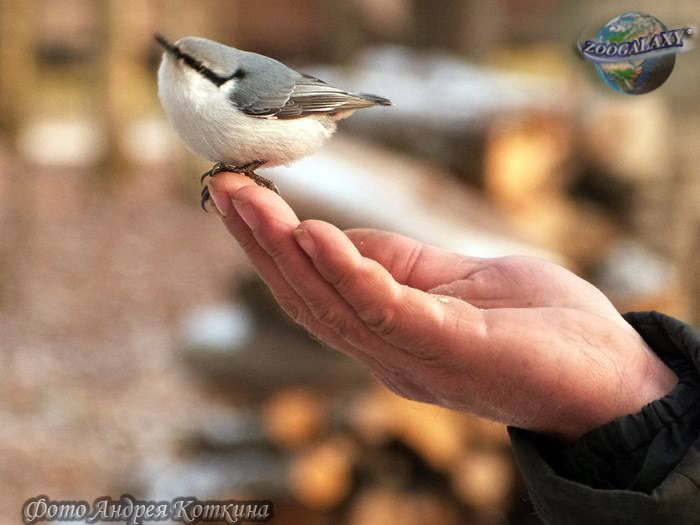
[578,12,694,95]
[582,27,690,61]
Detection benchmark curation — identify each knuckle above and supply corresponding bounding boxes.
[316,306,351,339]
[401,242,424,284]
[263,237,285,260]
[371,357,403,383]
[362,303,400,339]
[377,370,430,404]
[364,351,437,404]
[331,258,369,294]
[330,266,357,293]
[276,296,305,325]
[355,261,379,286]
[409,347,443,364]
[347,325,377,349]
[253,220,288,261]
[237,235,258,255]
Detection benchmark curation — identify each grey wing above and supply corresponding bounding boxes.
[275,74,391,119]
[229,53,390,119]
[227,53,298,117]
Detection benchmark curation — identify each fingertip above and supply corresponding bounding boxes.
[231,182,299,230]
[296,219,328,236]
[208,171,256,195]
[297,220,360,258]
[209,186,232,218]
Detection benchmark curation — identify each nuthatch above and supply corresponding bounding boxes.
[155,34,391,209]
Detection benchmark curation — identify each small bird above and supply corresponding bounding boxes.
[155,34,391,209]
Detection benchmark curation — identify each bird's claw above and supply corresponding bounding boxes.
[199,160,278,212]
[200,185,211,212]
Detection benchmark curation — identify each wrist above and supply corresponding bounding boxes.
[637,339,678,406]
[555,334,677,442]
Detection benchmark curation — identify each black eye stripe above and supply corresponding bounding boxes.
[172,46,243,87]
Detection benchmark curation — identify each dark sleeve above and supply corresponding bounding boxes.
[508,311,700,525]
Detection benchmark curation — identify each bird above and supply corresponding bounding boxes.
[155,34,392,210]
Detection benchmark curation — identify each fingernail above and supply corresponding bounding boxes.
[233,200,259,231]
[294,227,316,258]
[210,188,232,218]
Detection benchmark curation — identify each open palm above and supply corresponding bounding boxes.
[209,173,676,441]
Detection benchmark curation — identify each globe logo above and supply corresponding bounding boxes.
[580,12,693,95]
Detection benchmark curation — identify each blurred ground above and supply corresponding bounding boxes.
[0,155,245,517]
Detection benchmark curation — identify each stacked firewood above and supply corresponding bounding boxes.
[480,99,684,318]
[268,385,516,523]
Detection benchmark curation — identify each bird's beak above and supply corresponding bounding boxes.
[154,33,176,55]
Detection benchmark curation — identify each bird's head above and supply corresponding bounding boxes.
[155,34,246,88]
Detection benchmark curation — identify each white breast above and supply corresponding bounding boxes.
[158,58,337,167]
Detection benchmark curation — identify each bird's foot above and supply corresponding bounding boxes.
[199,160,278,212]
[199,161,263,184]
[246,171,280,195]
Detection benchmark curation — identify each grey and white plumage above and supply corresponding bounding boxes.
[156,35,391,171]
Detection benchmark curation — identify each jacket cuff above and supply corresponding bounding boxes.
[508,311,700,524]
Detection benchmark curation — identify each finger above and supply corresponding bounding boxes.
[208,173,374,363]
[208,172,260,243]
[212,176,419,387]
[296,220,486,355]
[345,229,616,316]
[226,184,412,363]
[345,229,482,291]
[209,174,297,298]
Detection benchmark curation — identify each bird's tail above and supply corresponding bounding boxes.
[357,92,392,106]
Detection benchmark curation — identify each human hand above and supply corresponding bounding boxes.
[208,173,677,441]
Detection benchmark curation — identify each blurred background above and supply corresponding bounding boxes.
[1,1,699,524]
